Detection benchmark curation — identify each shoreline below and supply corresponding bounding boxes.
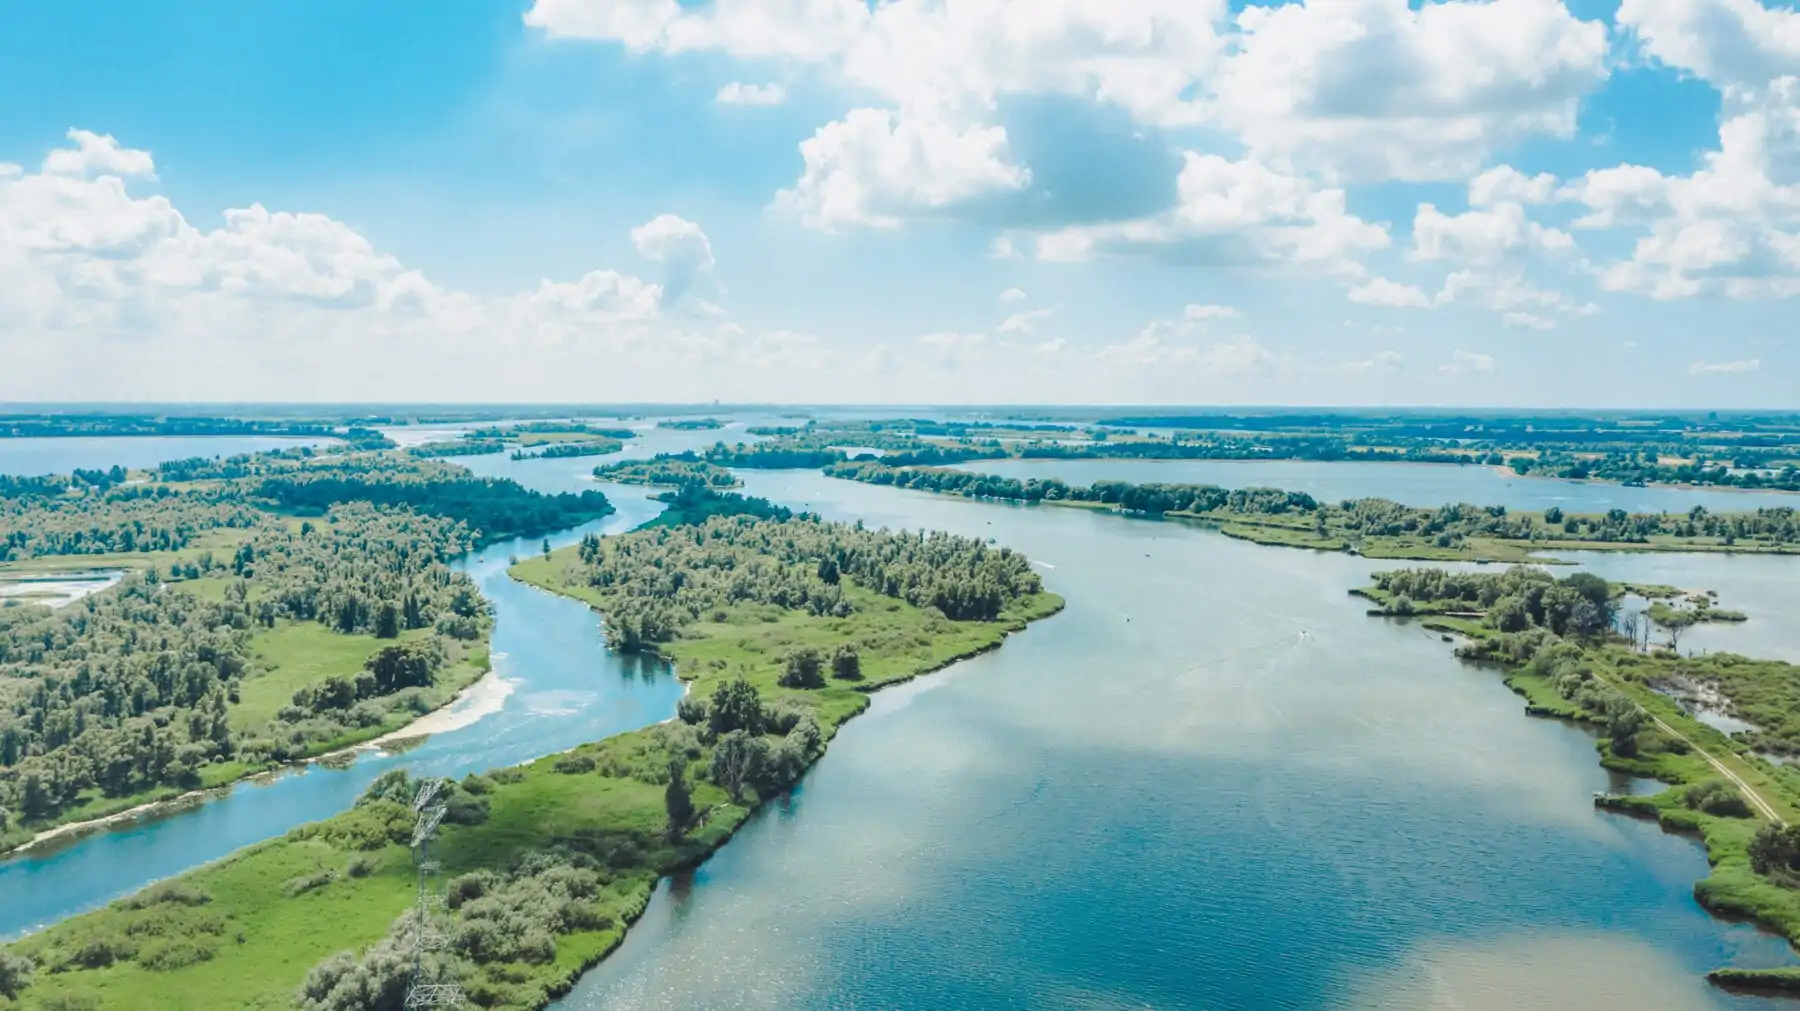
[5,651,506,860]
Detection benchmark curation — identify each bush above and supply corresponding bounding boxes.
[831,646,862,680]
[0,952,34,999]
[345,855,377,878]
[284,870,337,897]
[553,753,596,775]
[676,694,709,726]
[1684,779,1752,818]
[137,937,217,971]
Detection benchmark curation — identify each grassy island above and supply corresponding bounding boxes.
[0,506,1061,1010]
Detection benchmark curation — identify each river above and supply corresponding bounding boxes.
[0,435,334,477]
[558,469,1800,1011]
[4,438,1800,1008]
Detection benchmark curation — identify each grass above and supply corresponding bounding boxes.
[0,623,490,859]
[232,624,439,730]
[1,549,1062,1011]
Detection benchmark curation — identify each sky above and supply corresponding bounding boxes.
[0,0,1796,408]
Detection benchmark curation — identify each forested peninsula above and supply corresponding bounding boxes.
[824,460,1800,561]
[0,456,614,853]
[0,504,1062,1011]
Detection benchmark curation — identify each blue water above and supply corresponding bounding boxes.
[559,470,1799,1011]
[0,435,334,477]
[956,457,1800,515]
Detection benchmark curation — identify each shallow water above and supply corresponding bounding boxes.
[0,435,333,477]
[955,457,1800,514]
[559,470,1798,1011]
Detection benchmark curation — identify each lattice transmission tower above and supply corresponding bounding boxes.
[405,779,464,1008]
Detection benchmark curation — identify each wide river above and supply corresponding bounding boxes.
[3,435,1800,1008]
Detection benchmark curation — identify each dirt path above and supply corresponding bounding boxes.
[1592,668,1786,825]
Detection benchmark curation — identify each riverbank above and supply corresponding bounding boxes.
[1,642,495,860]
[1398,604,1800,990]
[0,542,1063,1009]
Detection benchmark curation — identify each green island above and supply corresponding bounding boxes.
[508,440,624,462]
[0,500,1061,1010]
[0,457,614,854]
[822,460,1800,561]
[591,454,740,489]
[1353,564,1800,989]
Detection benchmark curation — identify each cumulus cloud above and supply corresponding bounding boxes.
[1562,77,1800,298]
[773,107,1029,230]
[630,213,718,304]
[1689,358,1762,374]
[1617,0,1800,88]
[1469,166,1559,208]
[0,129,900,402]
[716,81,788,105]
[999,287,1026,302]
[1026,151,1388,273]
[1210,0,1610,181]
[997,306,1053,333]
[1411,202,1575,265]
[1441,350,1497,374]
[1503,311,1556,330]
[1348,277,1431,308]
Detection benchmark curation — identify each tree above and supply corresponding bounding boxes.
[543,538,553,558]
[779,648,825,689]
[0,952,32,999]
[374,602,399,639]
[664,757,696,839]
[1661,610,1697,653]
[708,679,765,737]
[709,730,767,803]
[830,646,862,681]
[1543,506,1563,525]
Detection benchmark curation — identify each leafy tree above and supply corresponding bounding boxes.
[709,730,767,803]
[779,648,825,689]
[0,952,33,999]
[831,647,863,681]
[664,757,696,839]
[708,679,765,737]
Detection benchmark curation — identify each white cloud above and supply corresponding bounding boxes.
[42,129,157,179]
[1441,350,1497,374]
[1344,350,1406,375]
[1211,0,1610,181]
[1563,77,1800,299]
[998,287,1026,302]
[1183,303,1239,320]
[1469,166,1559,208]
[630,213,718,304]
[1027,151,1388,273]
[773,107,1029,230]
[716,81,788,105]
[1503,311,1556,330]
[1689,358,1762,374]
[997,306,1053,333]
[1411,202,1574,265]
[1617,0,1800,88]
[1348,277,1431,308]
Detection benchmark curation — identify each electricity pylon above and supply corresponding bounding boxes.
[405,779,463,1008]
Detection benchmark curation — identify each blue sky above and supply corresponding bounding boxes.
[0,0,1795,406]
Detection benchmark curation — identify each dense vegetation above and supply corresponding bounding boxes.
[570,513,1043,651]
[408,439,508,459]
[0,503,491,847]
[827,460,1800,560]
[655,419,723,431]
[0,502,1062,1010]
[510,439,623,461]
[0,415,342,440]
[592,455,740,489]
[251,458,614,542]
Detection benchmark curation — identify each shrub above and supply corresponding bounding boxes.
[778,648,825,689]
[553,753,596,775]
[1683,779,1752,818]
[284,870,337,897]
[831,646,862,680]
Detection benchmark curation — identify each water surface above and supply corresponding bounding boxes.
[561,470,1797,1011]
[0,435,333,477]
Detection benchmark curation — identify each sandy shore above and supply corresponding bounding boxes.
[14,669,516,856]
